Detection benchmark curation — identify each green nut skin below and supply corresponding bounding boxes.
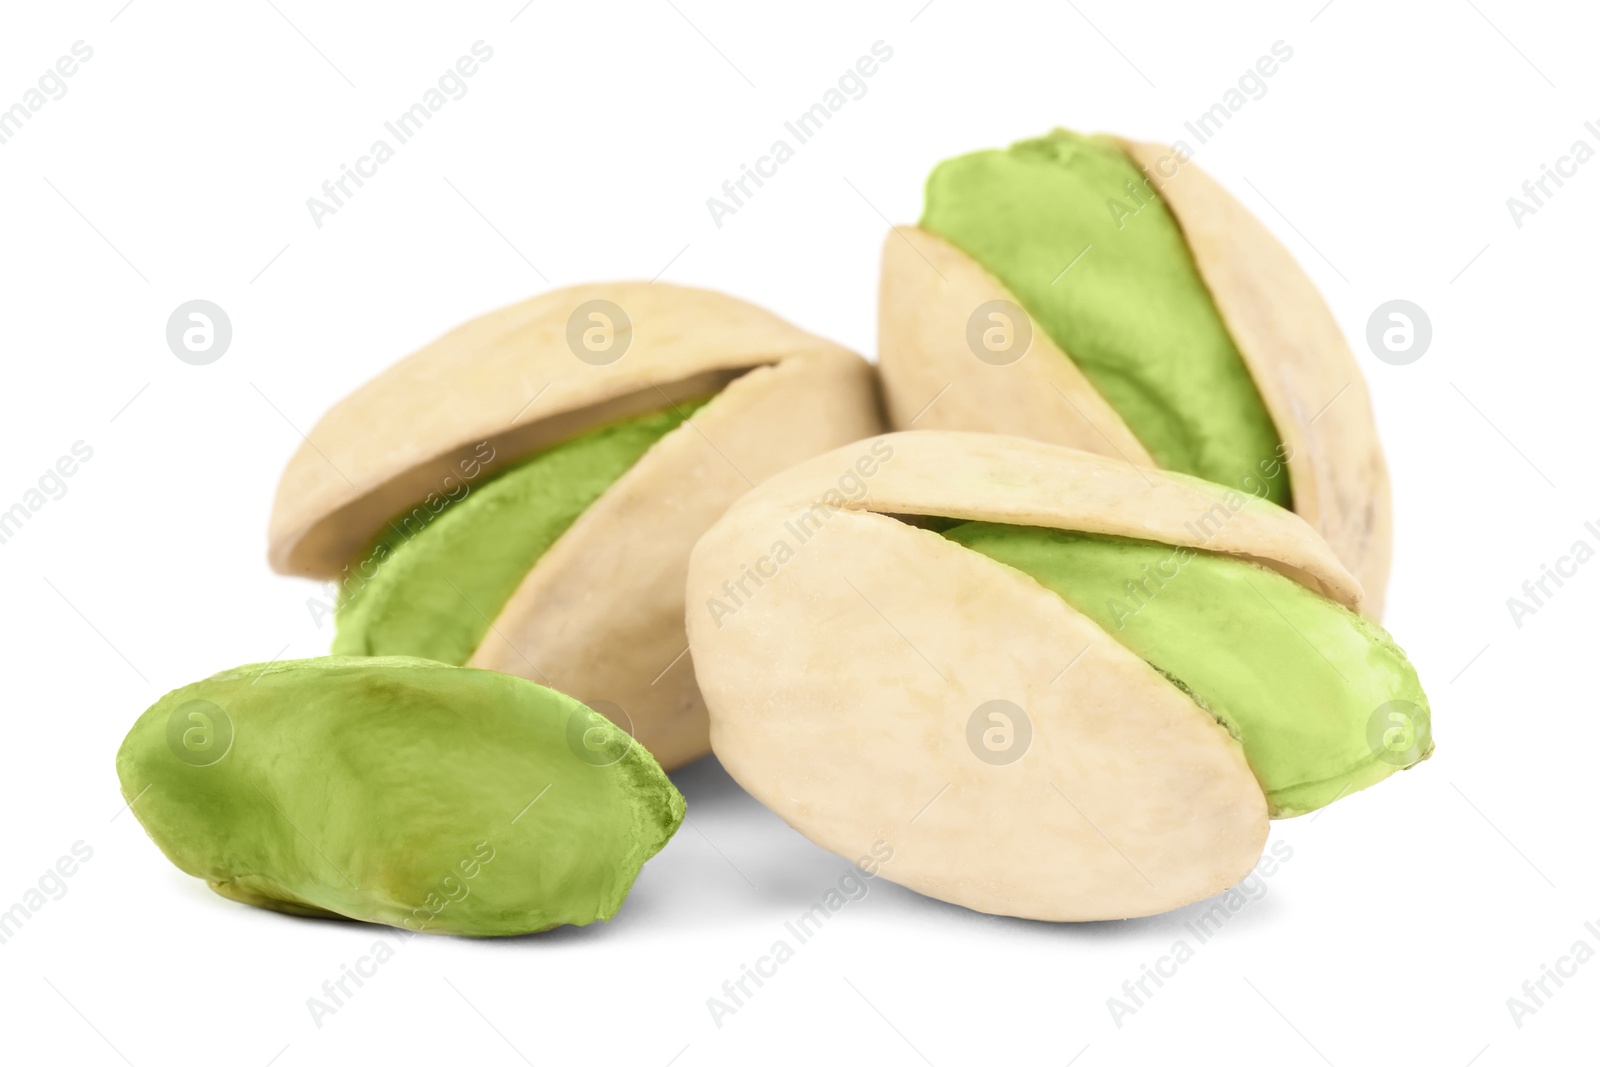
[116,656,685,936]
[942,522,1433,817]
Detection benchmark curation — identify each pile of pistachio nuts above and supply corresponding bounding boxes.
[117,128,1432,933]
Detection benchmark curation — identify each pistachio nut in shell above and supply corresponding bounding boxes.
[267,282,883,770]
[115,657,684,935]
[685,431,1432,921]
[879,129,1392,616]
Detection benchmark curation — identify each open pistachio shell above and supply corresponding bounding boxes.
[879,136,1392,617]
[685,431,1427,920]
[268,283,883,769]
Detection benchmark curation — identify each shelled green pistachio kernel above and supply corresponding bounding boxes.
[116,656,684,935]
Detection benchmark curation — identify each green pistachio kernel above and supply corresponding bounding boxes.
[922,129,1289,506]
[116,656,685,935]
[943,522,1432,816]
[333,400,710,665]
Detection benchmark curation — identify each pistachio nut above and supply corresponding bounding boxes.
[685,431,1431,921]
[268,282,883,769]
[879,129,1392,615]
[115,656,684,935]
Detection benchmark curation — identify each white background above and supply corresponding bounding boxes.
[0,1,1594,1064]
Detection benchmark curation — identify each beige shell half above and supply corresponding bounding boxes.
[268,283,883,769]
[686,430,1363,920]
[878,140,1392,617]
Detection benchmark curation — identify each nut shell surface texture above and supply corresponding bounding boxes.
[686,431,1430,921]
[268,282,883,770]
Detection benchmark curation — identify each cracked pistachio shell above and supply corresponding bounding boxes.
[115,657,684,936]
[879,137,1392,617]
[267,283,883,770]
[684,431,1398,921]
